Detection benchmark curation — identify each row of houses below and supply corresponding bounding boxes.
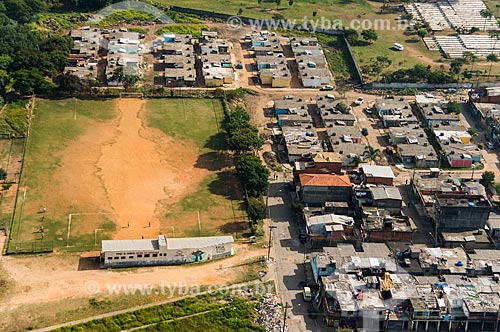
[65,27,144,85]
[374,94,480,169]
[249,31,291,88]
[310,242,500,331]
[153,31,235,88]
[248,32,332,88]
[289,37,331,88]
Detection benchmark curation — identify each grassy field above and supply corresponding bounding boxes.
[7,98,248,252]
[144,99,248,239]
[49,293,263,332]
[7,99,116,252]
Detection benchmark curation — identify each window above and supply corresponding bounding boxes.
[120,256,125,259]
[129,256,133,259]
[152,254,158,257]
[144,254,150,258]
[137,254,143,258]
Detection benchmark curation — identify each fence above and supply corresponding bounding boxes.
[367,82,474,90]
[6,240,53,254]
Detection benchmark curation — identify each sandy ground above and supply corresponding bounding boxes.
[0,242,266,311]
[96,99,204,239]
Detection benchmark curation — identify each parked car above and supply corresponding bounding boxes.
[236,63,243,69]
[320,85,334,91]
[303,287,312,302]
[299,232,308,243]
[487,142,494,149]
[364,107,373,114]
[362,128,369,136]
[354,97,365,105]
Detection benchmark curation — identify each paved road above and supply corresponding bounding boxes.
[267,174,331,332]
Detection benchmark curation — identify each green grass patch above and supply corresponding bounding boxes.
[135,298,263,332]
[145,98,224,150]
[128,27,149,34]
[35,12,91,31]
[99,10,155,27]
[0,101,29,137]
[49,293,262,332]
[155,24,208,37]
[317,34,359,81]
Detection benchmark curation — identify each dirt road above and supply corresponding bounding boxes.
[0,242,266,311]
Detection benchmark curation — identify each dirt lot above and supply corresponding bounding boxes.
[0,239,267,328]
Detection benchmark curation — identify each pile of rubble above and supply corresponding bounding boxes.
[256,294,287,332]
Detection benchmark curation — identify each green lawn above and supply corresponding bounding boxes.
[8,99,116,252]
[145,98,248,239]
[50,293,263,332]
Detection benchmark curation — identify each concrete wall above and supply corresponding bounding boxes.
[102,242,233,267]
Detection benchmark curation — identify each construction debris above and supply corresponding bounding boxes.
[256,294,287,332]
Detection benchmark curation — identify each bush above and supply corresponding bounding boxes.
[247,197,267,222]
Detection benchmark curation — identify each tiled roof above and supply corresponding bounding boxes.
[299,173,351,187]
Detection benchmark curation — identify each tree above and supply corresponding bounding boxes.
[447,101,461,114]
[55,73,84,96]
[371,56,392,80]
[11,69,55,95]
[288,0,294,6]
[462,51,478,78]
[487,53,499,77]
[276,0,281,8]
[109,66,140,90]
[312,10,317,17]
[237,8,243,15]
[361,29,378,43]
[335,102,350,114]
[363,145,382,164]
[236,153,270,198]
[469,26,479,34]
[480,8,493,31]
[227,126,264,153]
[416,28,428,38]
[482,171,495,184]
[449,58,466,79]
[247,197,267,222]
[223,106,250,132]
[344,28,359,44]
[0,168,6,181]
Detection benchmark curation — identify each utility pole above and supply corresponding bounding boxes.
[282,302,291,332]
[267,225,277,260]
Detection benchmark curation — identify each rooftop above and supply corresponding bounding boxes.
[370,186,403,201]
[299,173,351,187]
[361,165,395,179]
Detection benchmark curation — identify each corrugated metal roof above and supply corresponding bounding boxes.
[102,239,159,252]
[371,186,402,201]
[102,235,234,252]
[361,165,395,179]
[167,236,234,250]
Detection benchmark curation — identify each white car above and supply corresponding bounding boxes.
[487,142,494,149]
[354,97,365,105]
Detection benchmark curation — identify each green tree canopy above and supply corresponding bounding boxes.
[247,197,267,222]
[236,153,270,198]
[227,126,264,153]
[361,29,378,43]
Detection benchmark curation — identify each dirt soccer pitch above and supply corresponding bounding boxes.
[7,98,246,252]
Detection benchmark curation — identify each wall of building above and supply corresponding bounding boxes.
[301,186,351,205]
[435,204,490,231]
[102,242,233,268]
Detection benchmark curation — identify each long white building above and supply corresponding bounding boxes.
[100,235,234,268]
